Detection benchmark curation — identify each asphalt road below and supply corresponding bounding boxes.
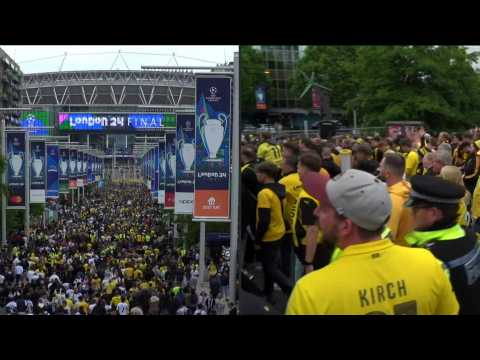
[238,263,290,315]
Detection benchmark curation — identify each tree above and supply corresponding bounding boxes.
[292,45,480,130]
[240,46,273,117]
[353,46,480,129]
[291,46,359,112]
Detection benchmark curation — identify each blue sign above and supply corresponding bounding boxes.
[193,75,232,219]
[206,232,231,245]
[30,140,46,204]
[69,149,77,178]
[6,131,27,208]
[46,144,59,199]
[58,112,176,132]
[158,140,166,205]
[165,132,176,209]
[87,155,93,184]
[175,114,195,214]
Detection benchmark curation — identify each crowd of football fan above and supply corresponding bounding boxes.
[240,129,480,314]
[0,182,237,315]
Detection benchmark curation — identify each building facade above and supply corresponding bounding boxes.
[0,47,23,125]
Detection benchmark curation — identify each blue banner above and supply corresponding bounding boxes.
[69,149,77,189]
[165,132,176,209]
[30,140,46,204]
[175,114,195,214]
[59,148,69,193]
[158,140,166,205]
[255,85,267,110]
[193,75,232,219]
[153,145,159,200]
[46,144,59,199]
[87,155,93,184]
[6,131,27,208]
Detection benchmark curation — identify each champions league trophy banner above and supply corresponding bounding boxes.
[69,149,77,190]
[6,131,27,208]
[30,140,46,204]
[164,132,176,209]
[46,144,59,199]
[175,114,195,214]
[87,155,93,185]
[151,146,159,200]
[158,140,166,205]
[76,151,84,188]
[59,148,69,194]
[193,75,232,219]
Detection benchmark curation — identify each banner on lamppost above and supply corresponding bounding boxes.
[95,156,100,182]
[255,85,267,110]
[158,140,166,205]
[59,147,69,193]
[312,86,321,110]
[46,144,59,199]
[193,75,232,219]
[69,149,77,189]
[6,131,27,209]
[165,132,176,209]
[87,154,93,184]
[76,151,84,188]
[175,114,195,214]
[152,146,159,200]
[30,140,46,204]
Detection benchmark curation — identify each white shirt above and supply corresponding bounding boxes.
[176,306,189,315]
[26,270,35,282]
[15,265,24,276]
[49,274,60,283]
[6,301,17,313]
[117,302,129,315]
[194,309,207,315]
[0,274,5,285]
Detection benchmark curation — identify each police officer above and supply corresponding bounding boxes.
[286,169,459,315]
[405,175,480,314]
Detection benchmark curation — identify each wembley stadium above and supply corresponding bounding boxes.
[19,68,198,177]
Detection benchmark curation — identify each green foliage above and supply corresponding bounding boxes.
[240,46,273,115]
[291,45,480,130]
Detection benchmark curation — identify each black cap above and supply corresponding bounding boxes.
[405,175,465,207]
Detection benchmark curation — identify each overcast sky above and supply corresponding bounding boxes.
[0,45,238,74]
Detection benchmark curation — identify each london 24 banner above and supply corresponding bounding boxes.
[193,75,232,219]
[69,149,77,189]
[46,144,59,199]
[165,132,176,209]
[59,147,69,193]
[87,154,93,184]
[158,140,166,205]
[76,151,84,188]
[152,146,159,200]
[6,131,27,209]
[175,114,195,214]
[30,140,46,204]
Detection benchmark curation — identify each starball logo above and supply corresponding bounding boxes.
[205,86,221,103]
[203,196,220,210]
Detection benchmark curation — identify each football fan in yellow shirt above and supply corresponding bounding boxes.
[286,169,459,315]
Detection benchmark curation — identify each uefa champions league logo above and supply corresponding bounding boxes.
[210,87,217,95]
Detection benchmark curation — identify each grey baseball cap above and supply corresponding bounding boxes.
[325,169,392,231]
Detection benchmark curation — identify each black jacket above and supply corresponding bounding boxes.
[423,227,480,315]
[241,162,261,234]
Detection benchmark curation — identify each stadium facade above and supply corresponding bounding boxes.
[19,69,197,176]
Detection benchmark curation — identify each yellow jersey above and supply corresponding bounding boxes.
[286,239,459,315]
[257,142,283,167]
[290,189,323,247]
[256,187,286,242]
[404,151,420,179]
[278,172,303,233]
